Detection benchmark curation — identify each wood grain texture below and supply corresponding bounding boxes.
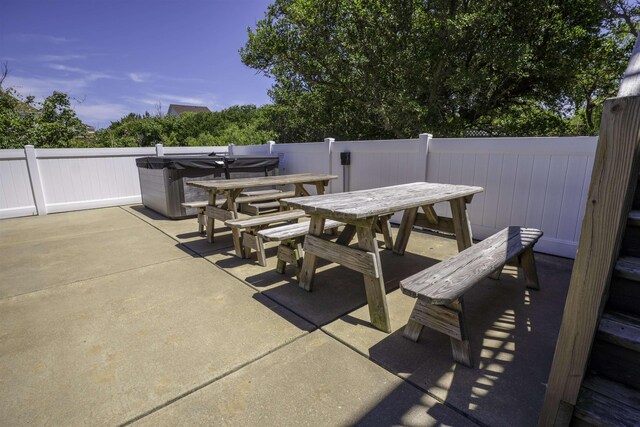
[282,182,483,220]
[298,215,326,291]
[235,191,296,205]
[539,96,640,426]
[596,311,640,352]
[187,173,337,191]
[450,197,473,251]
[303,234,379,277]
[393,207,418,255]
[258,220,343,242]
[225,209,306,229]
[409,299,462,340]
[356,224,391,333]
[614,256,640,281]
[400,227,543,304]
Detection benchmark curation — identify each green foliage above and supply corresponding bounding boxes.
[0,89,86,148]
[241,0,637,138]
[93,104,277,147]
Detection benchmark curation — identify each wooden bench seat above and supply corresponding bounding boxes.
[182,200,221,234]
[225,209,308,265]
[258,220,344,275]
[399,226,543,367]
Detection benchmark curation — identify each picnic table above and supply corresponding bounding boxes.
[281,182,484,333]
[187,173,338,248]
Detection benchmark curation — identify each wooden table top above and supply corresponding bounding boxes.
[281,182,484,220]
[187,173,338,191]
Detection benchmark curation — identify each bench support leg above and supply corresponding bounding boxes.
[206,193,216,243]
[449,299,473,368]
[519,247,540,290]
[489,267,502,280]
[357,224,391,333]
[403,319,424,341]
[404,298,473,368]
[198,213,205,234]
[276,241,303,277]
[393,207,418,255]
[241,231,267,266]
[299,215,326,291]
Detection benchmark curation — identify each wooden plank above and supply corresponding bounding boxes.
[628,209,640,226]
[596,311,640,352]
[298,215,326,291]
[225,209,306,229]
[336,224,357,245]
[378,216,394,249]
[400,227,543,305]
[356,224,391,333]
[450,197,473,251]
[303,234,379,277]
[181,200,208,208]
[539,96,640,426]
[188,173,338,191]
[239,189,282,197]
[393,207,418,255]
[614,256,640,282]
[581,374,640,412]
[235,191,296,205]
[414,214,455,234]
[206,205,235,222]
[409,299,462,340]
[282,182,483,221]
[574,381,640,426]
[206,192,216,243]
[258,220,343,242]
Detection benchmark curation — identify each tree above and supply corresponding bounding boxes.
[241,0,638,139]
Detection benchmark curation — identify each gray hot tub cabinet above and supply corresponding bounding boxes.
[136,154,279,219]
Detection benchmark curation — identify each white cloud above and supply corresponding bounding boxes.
[34,54,86,62]
[146,92,215,105]
[10,33,75,44]
[48,63,115,81]
[128,72,151,83]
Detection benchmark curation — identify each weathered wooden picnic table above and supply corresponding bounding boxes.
[187,173,338,249]
[281,182,484,333]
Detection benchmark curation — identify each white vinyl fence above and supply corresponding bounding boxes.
[0,135,597,258]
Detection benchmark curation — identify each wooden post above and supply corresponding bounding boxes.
[393,207,418,255]
[450,197,473,251]
[538,96,640,425]
[206,192,216,243]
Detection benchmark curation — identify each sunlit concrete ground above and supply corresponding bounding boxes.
[0,206,572,426]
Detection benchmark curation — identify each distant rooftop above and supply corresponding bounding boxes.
[167,104,211,116]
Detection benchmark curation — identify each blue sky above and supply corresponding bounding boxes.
[1,0,274,128]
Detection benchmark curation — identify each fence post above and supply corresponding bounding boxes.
[155,143,164,156]
[267,140,275,154]
[418,133,432,181]
[228,143,235,155]
[324,138,335,192]
[24,145,47,216]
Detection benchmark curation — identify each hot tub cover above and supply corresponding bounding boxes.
[135,155,279,172]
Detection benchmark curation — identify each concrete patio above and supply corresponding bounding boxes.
[0,206,572,426]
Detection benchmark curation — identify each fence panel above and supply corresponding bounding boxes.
[427,137,597,257]
[271,141,331,194]
[0,150,36,219]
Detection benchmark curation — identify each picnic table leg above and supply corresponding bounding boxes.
[298,215,326,291]
[206,192,216,243]
[356,224,391,333]
[449,197,473,252]
[519,247,540,290]
[226,191,244,257]
[378,215,394,250]
[336,224,357,245]
[393,207,418,255]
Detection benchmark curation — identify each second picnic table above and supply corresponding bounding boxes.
[281,182,484,333]
[187,172,338,249]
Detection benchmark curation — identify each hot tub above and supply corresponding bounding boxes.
[135,154,279,219]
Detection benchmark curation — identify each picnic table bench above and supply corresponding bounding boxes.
[399,226,543,367]
[282,182,484,332]
[187,173,337,256]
